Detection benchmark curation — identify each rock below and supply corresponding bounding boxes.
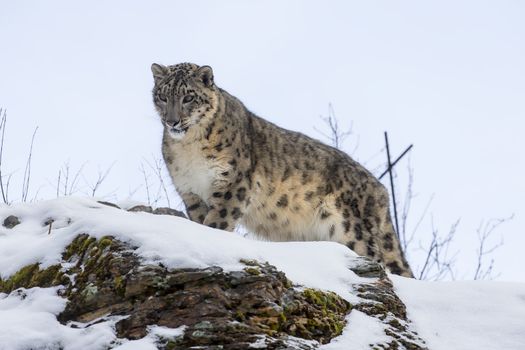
[1,235,350,349]
[350,259,427,349]
[153,207,186,218]
[127,205,187,219]
[0,202,428,349]
[128,205,153,213]
[97,201,121,209]
[43,218,54,226]
[3,215,20,229]
[349,256,387,279]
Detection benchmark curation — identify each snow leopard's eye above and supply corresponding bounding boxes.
[182,95,194,104]
[158,94,168,103]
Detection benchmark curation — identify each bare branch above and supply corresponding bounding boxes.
[142,156,173,208]
[154,157,171,208]
[68,162,86,195]
[364,147,386,170]
[314,103,356,152]
[30,185,44,202]
[83,163,115,197]
[21,126,38,202]
[473,215,514,280]
[127,183,142,199]
[0,108,9,204]
[400,161,414,252]
[409,194,434,248]
[56,169,61,198]
[417,217,460,281]
[140,162,152,205]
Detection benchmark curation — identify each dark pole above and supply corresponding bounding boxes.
[378,144,413,180]
[384,132,400,238]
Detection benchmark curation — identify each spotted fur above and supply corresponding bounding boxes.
[151,62,413,277]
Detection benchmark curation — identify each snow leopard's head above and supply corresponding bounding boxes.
[151,62,218,140]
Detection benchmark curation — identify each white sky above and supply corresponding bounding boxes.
[1,1,524,281]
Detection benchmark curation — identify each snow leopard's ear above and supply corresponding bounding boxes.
[195,65,214,88]
[151,63,168,84]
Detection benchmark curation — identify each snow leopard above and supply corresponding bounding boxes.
[151,62,413,277]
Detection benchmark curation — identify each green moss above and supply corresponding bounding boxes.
[388,318,403,329]
[81,236,97,252]
[165,340,177,350]
[83,251,101,272]
[98,236,113,250]
[0,235,118,294]
[5,264,40,291]
[267,317,280,331]
[0,263,65,293]
[34,264,62,286]
[306,317,322,328]
[297,288,351,338]
[335,319,345,334]
[244,267,261,276]
[62,234,90,260]
[303,288,350,314]
[114,275,125,297]
[89,246,100,257]
[239,258,259,266]
[234,310,245,321]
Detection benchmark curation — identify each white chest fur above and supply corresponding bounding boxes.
[164,140,219,202]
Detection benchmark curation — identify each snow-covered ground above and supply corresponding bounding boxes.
[392,276,525,350]
[1,197,524,349]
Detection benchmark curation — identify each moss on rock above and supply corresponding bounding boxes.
[0,263,64,293]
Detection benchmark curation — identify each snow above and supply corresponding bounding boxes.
[1,197,525,349]
[319,311,389,350]
[0,283,184,350]
[0,197,364,302]
[0,197,365,349]
[112,325,186,350]
[392,276,525,350]
[0,287,116,350]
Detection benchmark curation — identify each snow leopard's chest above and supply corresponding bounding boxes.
[164,141,220,202]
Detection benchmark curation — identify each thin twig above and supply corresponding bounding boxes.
[153,157,171,207]
[56,169,61,198]
[473,215,513,280]
[140,162,152,205]
[84,163,115,197]
[21,126,38,202]
[314,103,355,151]
[418,217,460,280]
[0,108,9,204]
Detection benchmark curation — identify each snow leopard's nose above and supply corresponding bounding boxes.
[165,119,179,128]
[165,111,181,127]
[166,102,181,127]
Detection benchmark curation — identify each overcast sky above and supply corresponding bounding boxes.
[1,1,524,281]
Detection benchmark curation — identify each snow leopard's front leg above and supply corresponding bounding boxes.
[203,185,247,231]
[182,192,209,224]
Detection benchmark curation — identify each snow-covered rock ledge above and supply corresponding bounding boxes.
[0,198,523,350]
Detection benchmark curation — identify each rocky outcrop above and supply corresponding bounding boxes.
[350,258,426,349]
[0,205,427,349]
